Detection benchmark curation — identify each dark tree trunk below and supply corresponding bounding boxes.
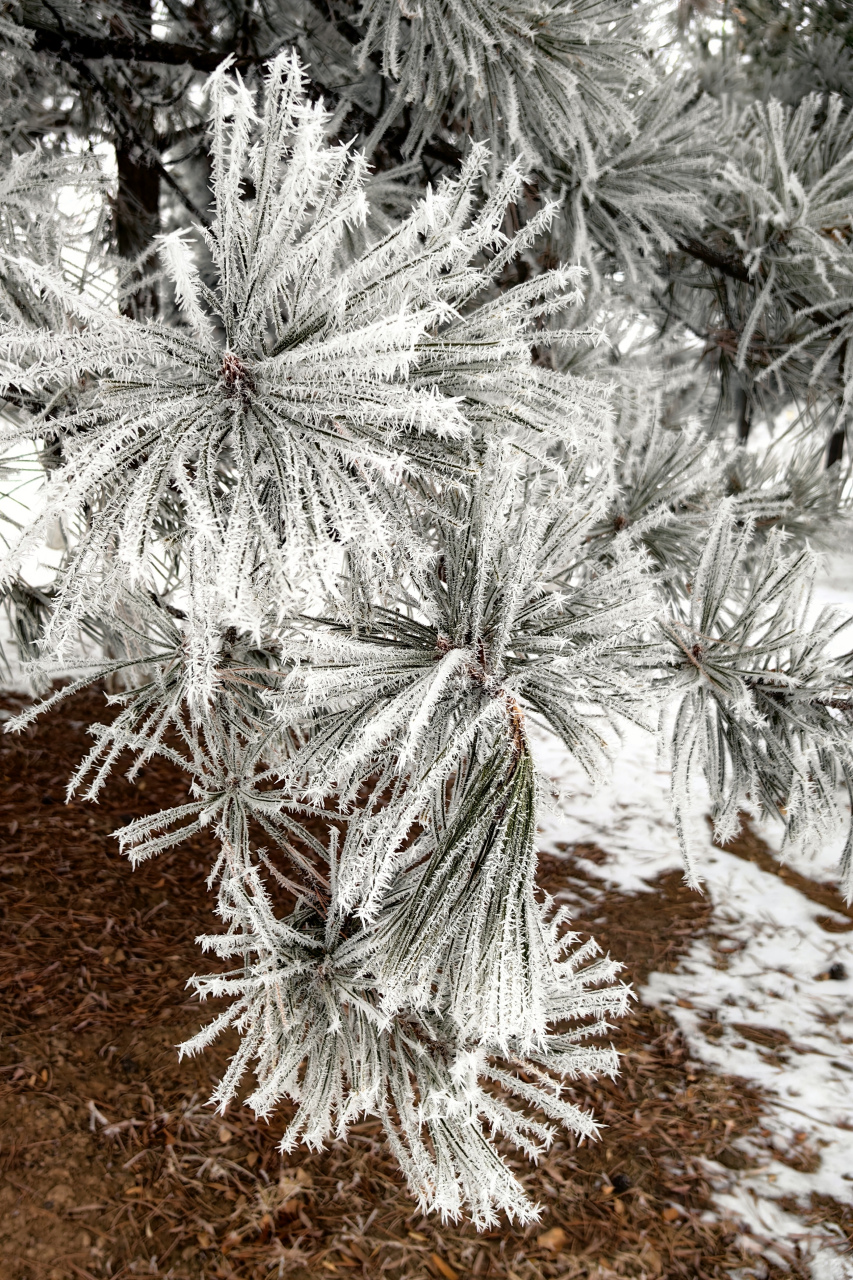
[112,0,160,317]
[827,429,845,468]
[734,386,751,444]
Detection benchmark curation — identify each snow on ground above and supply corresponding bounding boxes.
[532,557,853,1278]
[643,845,853,1277]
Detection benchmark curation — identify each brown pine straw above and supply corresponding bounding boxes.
[1,690,850,1279]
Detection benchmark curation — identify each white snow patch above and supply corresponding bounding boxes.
[532,716,691,893]
[641,845,853,1273]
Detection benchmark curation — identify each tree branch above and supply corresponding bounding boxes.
[25,20,262,73]
[674,236,751,283]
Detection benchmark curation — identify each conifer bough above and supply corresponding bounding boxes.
[0,0,852,1229]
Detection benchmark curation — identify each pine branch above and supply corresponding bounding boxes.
[675,235,751,283]
[24,18,263,72]
[3,16,853,1229]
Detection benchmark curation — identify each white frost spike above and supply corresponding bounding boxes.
[157,229,216,343]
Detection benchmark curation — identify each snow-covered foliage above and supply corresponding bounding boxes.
[659,506,853,889]
[0,58,636,1224]
[0,0,852,1231]
[355,0,641,166]
[0,147,101,326]
[668,93,853,429]
[550,77,717,282]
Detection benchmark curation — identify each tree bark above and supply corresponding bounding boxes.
[734,386,751,444]
[111,0,160,317]
[827,429,845,468]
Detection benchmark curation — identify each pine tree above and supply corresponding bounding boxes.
[0,0,851,1225]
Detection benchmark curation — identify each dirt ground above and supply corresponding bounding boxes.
[0,688,849,1279]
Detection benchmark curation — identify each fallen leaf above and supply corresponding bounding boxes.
[430,1254,459,1280]
[197,1231,213,1249]
[537,1227,568,1252]
[217,1125,233,1143]
[662,1206,681,1222]
[641,1244,663,1275]
[44,1184,73,1208]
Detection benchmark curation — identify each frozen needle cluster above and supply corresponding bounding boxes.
[0,37,852,1227]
